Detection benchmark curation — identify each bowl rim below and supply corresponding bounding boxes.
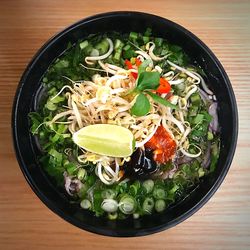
[12,11,238,237]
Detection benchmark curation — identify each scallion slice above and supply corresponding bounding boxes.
[101,199,118,213]
[119,195,136,214]
[153,188,166,200]
[142,197,154,214]
[142,179,154,193]
[155,199,166,212]
[80,199,91,209]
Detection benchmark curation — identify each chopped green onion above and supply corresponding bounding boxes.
[198,167,205,177]
[77,168,86,180]
[43,77,48,83]
[54,59,69,69]
[143,36,150,43]
[190,92,201,105]
[129,180,140,196]
[119,195,136,214]
[101,189,116,199]
[80,199,91,209]
[90,49,99,57]
[123,49,135,59]
[65,163,77,175]
[62,133,70,139]
[155,37,163,47]
[79,40,89,50]
[155,199,166,212]
[210,140,220,172]
[144,27,152,36]
[188,105,199,117]
[207,131,214,140]
[123,44,131,51]
[48,148,62,163]
[83,44,94,55]
[78,183,88,198]
[101,199,118,213]
[46,101,57,111]
[50,133,60,143]
[169,184,179,194]
[48,87,57,95]
[153,188,166,200]
[129,31,138,40]
[192,114,204,124]
[39,131,45,139]
[114,49,122,62]
[114,39,122,49]
[142,197,154,214]
[142,179,154,193]
[86,175,95,186]
[50,95,65,104]
[95,39,109,55]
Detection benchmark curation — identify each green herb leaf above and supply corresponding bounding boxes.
[146,92,178,110]
[131,93,150,116]
[137,71,160,91]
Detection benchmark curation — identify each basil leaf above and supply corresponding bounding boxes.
[146,92,178,110]
[131,93,150,116]
[138,59,152,74]
[137,71,160,91]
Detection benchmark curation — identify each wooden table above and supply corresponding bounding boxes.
[1,0,250,249]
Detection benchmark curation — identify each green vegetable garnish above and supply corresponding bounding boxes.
[131,93,150,116]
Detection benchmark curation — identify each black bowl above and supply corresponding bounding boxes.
[12,11,238,237]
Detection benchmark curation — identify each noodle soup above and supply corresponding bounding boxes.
[30,29,220,219]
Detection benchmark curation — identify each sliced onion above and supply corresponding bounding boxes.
[64,172,82,196]
[202,142,211,168]
[198,87,210,104]
[175,155,193,165]
[208,102,219,133]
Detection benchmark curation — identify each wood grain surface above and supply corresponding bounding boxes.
[0,0,250,249]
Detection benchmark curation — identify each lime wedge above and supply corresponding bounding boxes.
[72,124,135,157]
